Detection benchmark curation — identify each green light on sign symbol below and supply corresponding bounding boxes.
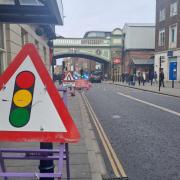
[9,108,30,127]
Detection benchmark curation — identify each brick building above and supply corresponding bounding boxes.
[155,0,180,81]
[123,23,155,77]
[64,57,96,73]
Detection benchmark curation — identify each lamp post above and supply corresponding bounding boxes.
[159,56,162,92]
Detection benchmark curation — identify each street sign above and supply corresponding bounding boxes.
[113,58,121,64]
[0,44,80,142]
[62,72,75,87]
[169,61,177,80]
[167,50,173,57]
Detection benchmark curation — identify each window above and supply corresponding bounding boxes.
[159,8,166,21]
[0,52,4,74]
[159,29,165,47]
[0,24,5,75]
[35,39,39,50]
[0,24,4,49]
[169,24,177,48]
[43,46,47,63]
[170,2,178,17]
[21,28,28,46]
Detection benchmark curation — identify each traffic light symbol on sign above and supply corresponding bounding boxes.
[9,71,35,128]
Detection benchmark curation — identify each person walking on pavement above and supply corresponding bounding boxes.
[160,69,165,87]
[154,71,157,84]
[138,72,141,85]
[149,71,154,85]
[142,72,146,86]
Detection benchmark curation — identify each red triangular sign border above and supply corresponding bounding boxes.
[63,72,75,82]
[0,44,80,143]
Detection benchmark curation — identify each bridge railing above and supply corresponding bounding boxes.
[53,38,110,47]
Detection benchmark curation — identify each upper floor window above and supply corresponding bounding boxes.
[21,28,28,46]
[159,8,166,22]
[169,24,177,48]
[170,1,178,17]
[0,24,5,75]
[159,28,165,47]
[0,24,4,49]
[35,39,39,50]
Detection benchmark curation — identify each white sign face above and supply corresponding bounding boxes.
[0,56,67,133]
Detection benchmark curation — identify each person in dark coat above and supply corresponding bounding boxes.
[149,71,154,85]
[137,72,141,85]
[160,70,165,87]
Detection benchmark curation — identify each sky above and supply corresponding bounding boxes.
[56,0,156,38]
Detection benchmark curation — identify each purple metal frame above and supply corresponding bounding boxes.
[0,144,65,179]
[0,87,71,180]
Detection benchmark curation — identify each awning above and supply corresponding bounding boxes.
[130,58,154,66]
[0,0,64,25]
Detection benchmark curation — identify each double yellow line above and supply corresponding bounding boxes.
[82,92,127,178]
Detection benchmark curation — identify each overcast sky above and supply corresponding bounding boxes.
[56,0,156,38]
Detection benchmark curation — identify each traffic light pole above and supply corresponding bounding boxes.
[112,62,115,83]
[159,56,162,92]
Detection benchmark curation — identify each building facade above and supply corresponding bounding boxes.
[0,0,64,76]
[0,24,52,75]
[63,57,96,73]
[123,23,155,77]
[155,0,180,81]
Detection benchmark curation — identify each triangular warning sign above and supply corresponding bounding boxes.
[63,72,75,82]
[0,44,80,143]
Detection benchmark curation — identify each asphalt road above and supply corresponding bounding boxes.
[85,83,180,180]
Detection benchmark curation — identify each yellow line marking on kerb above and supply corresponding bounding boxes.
[117,92,180,117]
[82,93,127,178]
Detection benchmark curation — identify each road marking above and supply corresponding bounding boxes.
[117,92,180,117]
[112,115,121,119]
[82,92,127,178]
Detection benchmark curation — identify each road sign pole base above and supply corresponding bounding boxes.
[39,142,54,180]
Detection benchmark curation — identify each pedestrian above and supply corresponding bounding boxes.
[154,71,157,84]
[142,72,146,86]
[149,71,154,86]
[160,69,165,87]
[138,72,141,86]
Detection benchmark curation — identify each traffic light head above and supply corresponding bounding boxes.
[9,71,35,128]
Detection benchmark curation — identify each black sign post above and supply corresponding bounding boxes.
[159,56,162,92]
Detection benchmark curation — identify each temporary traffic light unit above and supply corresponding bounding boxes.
[0,44,80,143]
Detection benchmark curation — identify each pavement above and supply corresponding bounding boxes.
[0,91,107,180]
[108,81,180,98]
